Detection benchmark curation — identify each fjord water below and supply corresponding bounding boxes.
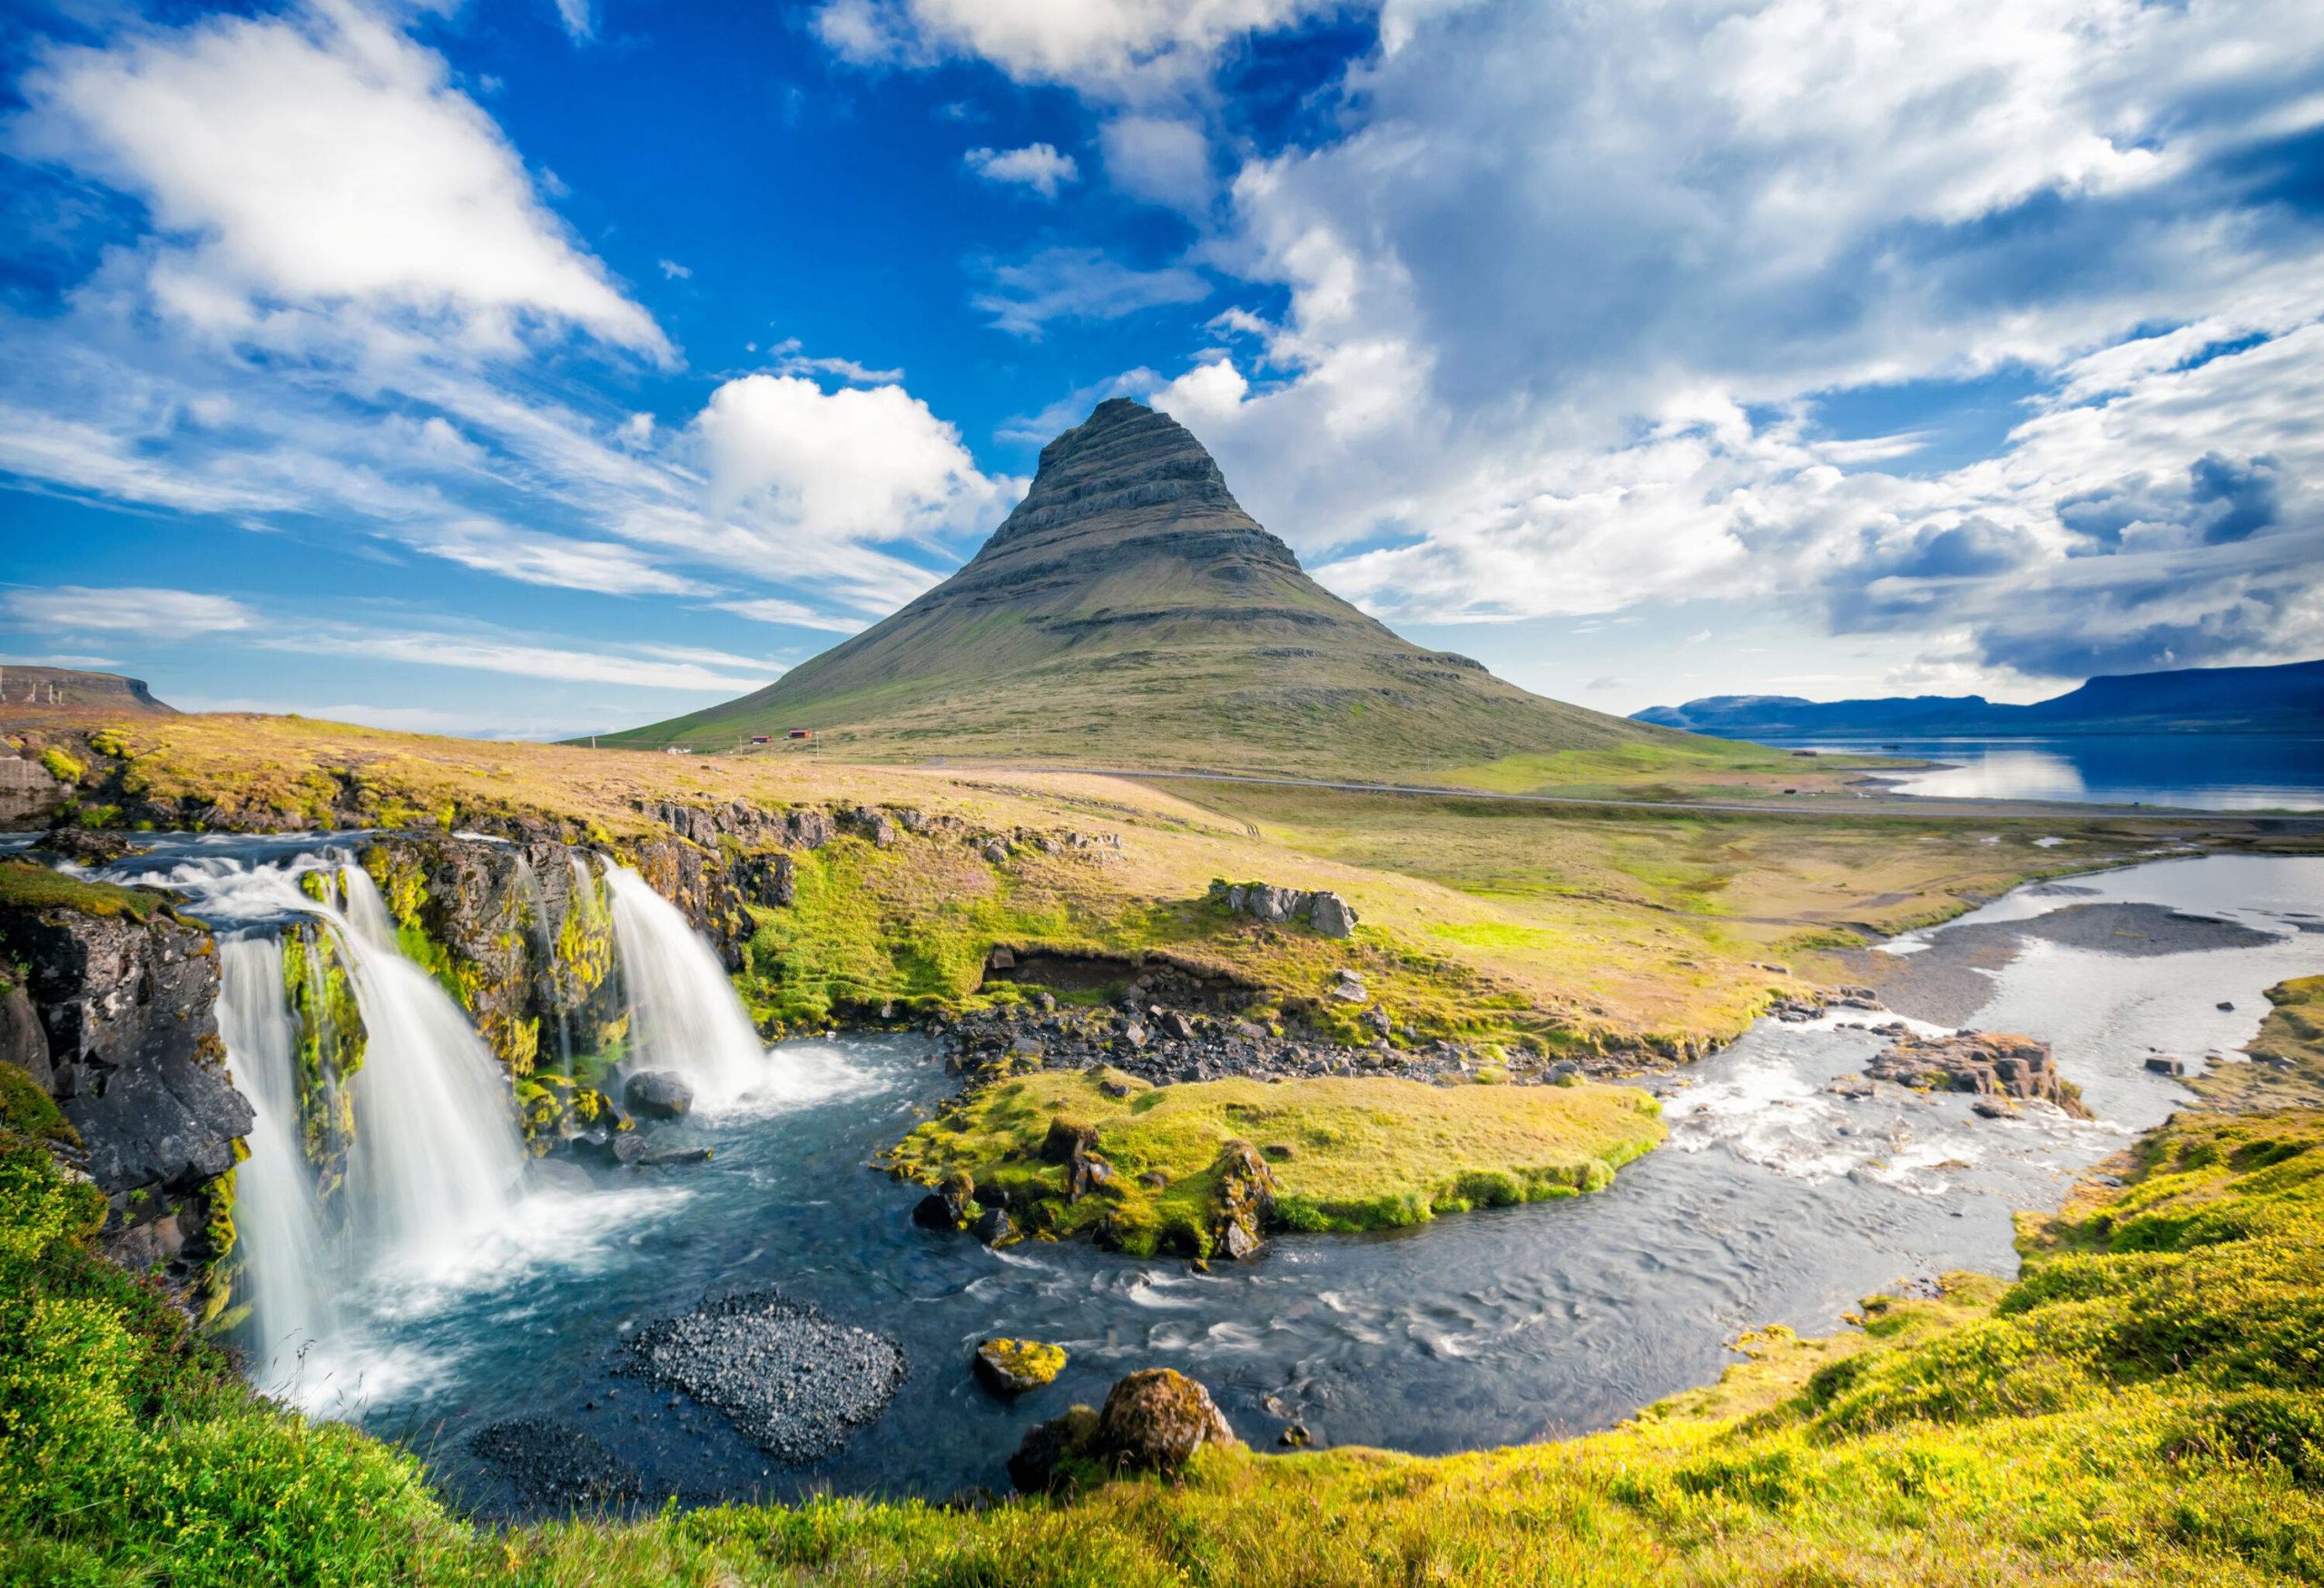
[1774,733,2324,809]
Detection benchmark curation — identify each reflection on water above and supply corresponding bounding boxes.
[1770,734,2324,811]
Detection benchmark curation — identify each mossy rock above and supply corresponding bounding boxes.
[0,1060,77,1148]
[974,1337,1068,1396]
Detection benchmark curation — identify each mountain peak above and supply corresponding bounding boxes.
[606,402,1674,774]
[984,399,1273,561]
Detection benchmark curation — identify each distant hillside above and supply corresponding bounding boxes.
[606,399,1709,776]
[1637,658,2324,738]
[0,666,174,715]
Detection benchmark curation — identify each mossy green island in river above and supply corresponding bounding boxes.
[883,1067,1665,1258]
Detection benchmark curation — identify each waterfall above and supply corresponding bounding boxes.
[334,866,527,1260]
[217,934,338,1365]
[602,861,770,1104]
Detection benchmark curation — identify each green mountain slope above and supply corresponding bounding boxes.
[605,399,1708,776]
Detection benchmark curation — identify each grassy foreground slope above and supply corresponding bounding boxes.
[15,707,2314,1056]
[3,1089,2318,1584]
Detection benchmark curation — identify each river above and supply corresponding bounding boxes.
[64,838,2309,1515]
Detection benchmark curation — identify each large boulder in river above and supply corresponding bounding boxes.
[623,1070,694,1119]
[1008,1368,1237,1492]
[1098,1368,1237,1469]
[1866,1031,2092,1119]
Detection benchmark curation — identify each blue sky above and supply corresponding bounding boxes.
[1,0,2319,738]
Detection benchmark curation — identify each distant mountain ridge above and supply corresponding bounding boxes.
[1636,658,2324,738]
[606,399,1702,775]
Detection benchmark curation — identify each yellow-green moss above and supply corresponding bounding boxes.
[0,1060,75,1148]
[977,1337,1067,1390]
[281,927,363,1195]
[36,746,83,784]
[0,861,168,923]
[883,1069,1664,1256]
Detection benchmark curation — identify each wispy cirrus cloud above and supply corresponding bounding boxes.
[972,247,1208,338]
[4,585,256,641]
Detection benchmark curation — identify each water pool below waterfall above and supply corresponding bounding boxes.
[77,838,2324,1514]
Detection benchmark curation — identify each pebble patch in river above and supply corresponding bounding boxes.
[623,1290,908,1464]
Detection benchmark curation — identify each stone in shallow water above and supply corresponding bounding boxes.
[623,1070,694,1119]
[623,1290,905,1465]
[974,1337,1066,1396]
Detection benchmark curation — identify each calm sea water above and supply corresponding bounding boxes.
[1767,734,2324,811]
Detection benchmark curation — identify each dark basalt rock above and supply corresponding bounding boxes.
[26,828,142,864]
[912,1169,980,1230]
[623,1290,906,1465]
[570,1127,645,1168]
[0,894,249,1273]
[622,1070,694,1119]
[736,850,796,908]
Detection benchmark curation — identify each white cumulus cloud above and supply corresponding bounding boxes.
[963,143,1080,197]
[20,4,666,360]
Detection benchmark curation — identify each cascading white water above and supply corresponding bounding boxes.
[334,866,527,1260]
[602,861,770,1104]
[217,934,338,1366]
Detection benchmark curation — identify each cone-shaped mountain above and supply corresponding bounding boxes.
[608,399,1689,774]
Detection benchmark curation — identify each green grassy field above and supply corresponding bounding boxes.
[14,708,2316,1060]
